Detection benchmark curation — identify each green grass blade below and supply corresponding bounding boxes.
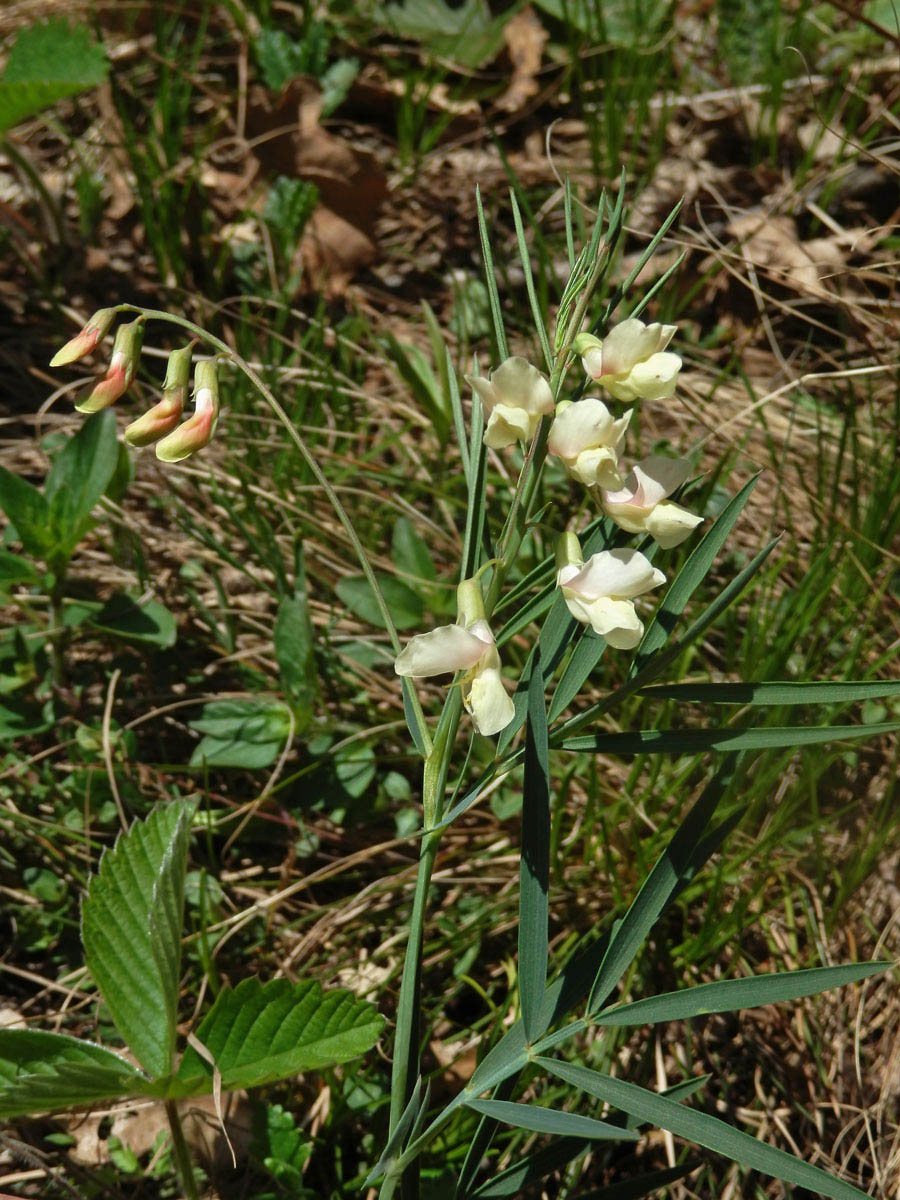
[447,345,471,484]
[596,962,889,1026]
[537,1060,871,1200]
[573,1161,700,1199]
[547,630,607,722]
[641,680,900,705]
[472,1135,591,1197]
[588,763,734,1014]
[509,188,553,370]
[476,185,508,361]
[519,649,551,1043]
[560,720,900,756]
[467,1098,639,1142]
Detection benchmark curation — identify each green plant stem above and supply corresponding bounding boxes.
[385,692,463,1196]
[48,576,66,687]
[164,1100,200,1200]
[116,304,433,759]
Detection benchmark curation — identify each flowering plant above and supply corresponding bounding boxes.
[25,187,896,1200]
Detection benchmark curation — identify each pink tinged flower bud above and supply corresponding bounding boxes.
[76,318,144,413]
[556,541,666,650]
[576,319,681,403]
[465,356,555,450]
[124,344,193,448]
[49,307,116,367]
[155,358,219,463]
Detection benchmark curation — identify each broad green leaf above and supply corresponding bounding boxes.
[0,18,108,135]
[88,593,177,648]
[172,977,383,1094]
[382,0,509,68]
[274,566,317,711]
[519,648,551,1043]
[560,720,900,756]
[595,963,889,1026]
[538,1059,870,1200]
[148,806,195,1076]
[45,411,118,558]
[336,572,424,630]
[642,680,900,706]
[0,1029,146,1119]
[0,549,40,586]
[189,698,292,769]
[631,476,759,676]
[82,801,197,1078]
[0,465,52,558]
[588,764,734,1014]
[392,517,437,584]
[467,1098,638,1142]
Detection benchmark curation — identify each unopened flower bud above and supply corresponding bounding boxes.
[155,358,219,463]
[50,308,116,367]
[76,318,144,413]
[555,531,583,570]
[124,343,193,447]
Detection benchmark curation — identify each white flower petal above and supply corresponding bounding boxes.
[644,500,704,549]
[600,492,650,533]
[581,346,605,380]
[564,548,665,601]
[466,666,515,736]
[465,372,496,414]
[631,454,692,505]
[394,624,488,678]
[483,403,537,448]
[627,351,682,401]
[490,356,554,415]
[598,319,660,376]
[572,445,622,489]
[548,397,617,460]
[585,596,645,648]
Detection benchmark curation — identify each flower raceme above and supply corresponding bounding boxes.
[548,397,631,489]
[556,533,665,649]
[601,454,703,549]
[575,318,681,402]
[394,580,515,737]
[466,356,554,449]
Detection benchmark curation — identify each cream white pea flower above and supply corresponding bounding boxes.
[556,533,665,650]
[547,397,631,490]
[601,454,703,550]
[466,356,554,449]
[575,319,681,402]
[393,580,515,737]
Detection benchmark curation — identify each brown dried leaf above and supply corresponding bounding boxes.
[496,7,547,113]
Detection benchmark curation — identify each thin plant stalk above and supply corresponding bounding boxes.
[164,1100,200,1200]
